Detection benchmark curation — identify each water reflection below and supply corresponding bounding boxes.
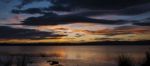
[0,46,149,66]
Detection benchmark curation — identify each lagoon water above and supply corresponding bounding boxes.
[0,46,150,66]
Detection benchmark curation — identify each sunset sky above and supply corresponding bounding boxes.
[0,0,150,43]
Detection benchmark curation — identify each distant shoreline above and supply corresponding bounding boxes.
[0,40,149,46]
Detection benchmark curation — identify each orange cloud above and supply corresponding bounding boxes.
[72,26,150,35]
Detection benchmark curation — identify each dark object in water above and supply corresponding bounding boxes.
[47,60,59,65]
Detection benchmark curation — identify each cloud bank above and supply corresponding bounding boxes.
[10,0,150,26]
[0,26,65,39]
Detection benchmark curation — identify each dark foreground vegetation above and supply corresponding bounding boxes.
[118,52,150,66]
[0,52,150,66]
[0,53,63,66]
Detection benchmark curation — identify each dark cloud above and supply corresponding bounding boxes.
[119,3,150,15]
[133,22,150,26]
[132,17,150,26]
[12,0,150,26]
[16,0,45,8]
[17,0,150,10]
[71,3,150,16]
[65,10,117,16]
[50,0,149,10]
[12,8,44,14]
[13,2,150,16]
[44,5,72,11]
[20,13,127,25]
[0,26,65,39]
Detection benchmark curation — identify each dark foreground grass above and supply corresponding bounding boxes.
[0,52,150,66]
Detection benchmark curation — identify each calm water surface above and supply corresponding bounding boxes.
[0,46,150,66]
